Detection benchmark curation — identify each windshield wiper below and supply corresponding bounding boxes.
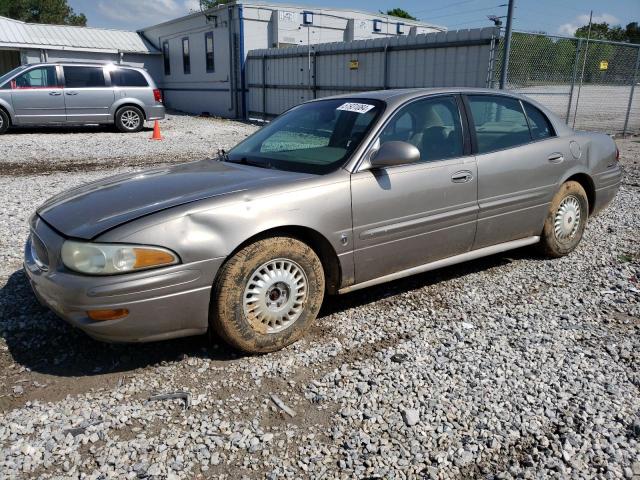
[226,156,273,170]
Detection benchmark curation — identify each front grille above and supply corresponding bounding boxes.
[30,232,49,270]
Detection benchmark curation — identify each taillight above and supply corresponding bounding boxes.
[153,89,162,103]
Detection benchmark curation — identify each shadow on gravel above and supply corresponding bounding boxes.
[5,125,153,135]
[0,269,236,379]
[2,247,541,378]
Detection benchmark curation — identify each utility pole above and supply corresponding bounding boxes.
[499,0,515,89]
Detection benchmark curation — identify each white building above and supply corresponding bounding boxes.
[140,0,445,118]
[0,15,160,77]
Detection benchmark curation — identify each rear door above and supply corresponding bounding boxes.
[350,95,478,283]
[62,66,114,123]
[464,94,569,248]
[10,66,65,124]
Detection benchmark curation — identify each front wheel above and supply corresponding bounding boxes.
[539,180,589,258]
[0,109,9,134]
[211,237,325,353]
[115,106,144,133]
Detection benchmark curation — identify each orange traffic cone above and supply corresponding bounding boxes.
[150,120,163,140]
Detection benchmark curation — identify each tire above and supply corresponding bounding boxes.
[0,109,9,134]
[211,236,325,353]
[539,180,589,258]
[115,106,144,133]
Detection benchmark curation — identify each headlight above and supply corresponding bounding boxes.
[61,241,179,275]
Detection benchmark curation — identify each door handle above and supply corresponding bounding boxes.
[548,153,564,163]
[451,170,473,183]
[48,91,62,96]
[65,91,78,96]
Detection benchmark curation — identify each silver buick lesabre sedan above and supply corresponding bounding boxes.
[24,88,621,353]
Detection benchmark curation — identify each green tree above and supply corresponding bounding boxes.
[382,8,417,20]
[574,21,639,44]
[198,0,229,9]
[0,0,86,26]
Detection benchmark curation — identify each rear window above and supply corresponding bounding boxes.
[63,66,106,88]
[468,95,531,154]
[110,69,149,87]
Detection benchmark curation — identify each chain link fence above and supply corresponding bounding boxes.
[493,31,640,136]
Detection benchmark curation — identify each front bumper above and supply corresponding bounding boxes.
[24,218,223,343]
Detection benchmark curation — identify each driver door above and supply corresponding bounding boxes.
[350,95,478,283]
[11,65,66,124]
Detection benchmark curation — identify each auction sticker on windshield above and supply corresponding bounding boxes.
[337,102,375,114]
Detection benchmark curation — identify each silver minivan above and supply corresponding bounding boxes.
[0,62,165,133]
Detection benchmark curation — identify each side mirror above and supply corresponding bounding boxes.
[370,141,420,168]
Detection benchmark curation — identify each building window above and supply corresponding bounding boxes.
[373,19,382,32]
[182,37,190,74]
[396,23,405,34]
[302,11,313,25]
[163,41,170,75]
[205,32,215,72]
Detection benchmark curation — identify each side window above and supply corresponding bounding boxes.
[379,96,464,162]
[163,41,171,75]
[182,37,190,74]
[205,32,214,72]
[13,66,58,88]
[468,95,530,153]
[63,66,106,88]
[523,102,554,140]
[110,69,149,87]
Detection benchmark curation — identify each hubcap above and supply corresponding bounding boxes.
[121,110,141,130]
[554,195,581,240]
[0,115,4,129]
[243,259,308,334]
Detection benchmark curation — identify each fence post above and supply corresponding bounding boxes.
[261,55,267,120]
[565,38,582,125]
[623,46,640,137]
[383,43,389,89]
[312,50,317,99]
[486,33,497,88]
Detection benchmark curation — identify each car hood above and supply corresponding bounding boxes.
[37,160,309,239]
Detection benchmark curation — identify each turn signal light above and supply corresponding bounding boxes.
[87,309,129,321]
[133,248,175,269]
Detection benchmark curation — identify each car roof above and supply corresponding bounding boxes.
[24,62,144,70]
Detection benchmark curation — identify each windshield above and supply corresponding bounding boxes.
[227,98,384,174]
[0,65,29,86]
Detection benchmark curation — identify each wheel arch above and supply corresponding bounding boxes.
[217,225,342,295]
[564,172,596,215]
[0,100,14,124]
[112,100,147,120]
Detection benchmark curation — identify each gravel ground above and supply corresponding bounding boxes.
[0,111,258,175]
[0,118,638,479]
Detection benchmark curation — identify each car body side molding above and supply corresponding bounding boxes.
[338,236,540,294]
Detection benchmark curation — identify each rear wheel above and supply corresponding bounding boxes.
[539,180,588,258]
[115,106,144,133]
[211,237,325,353]
[0,109,9,134]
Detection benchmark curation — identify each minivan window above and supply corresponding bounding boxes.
[227,99,383,174]
[13,66,58,88]
[63,66,106,88]
[0,65,28,86]
[523,102,555,140]
[380,96,464,162]
[110,69,149,87]
[468,95,530,153]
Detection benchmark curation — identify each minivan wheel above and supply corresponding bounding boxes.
[539,180,589,258]
[115,106,144,133]
[211,237,325,353]
[0,109,9,134]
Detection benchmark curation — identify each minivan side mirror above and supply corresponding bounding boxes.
[370,141,421,169]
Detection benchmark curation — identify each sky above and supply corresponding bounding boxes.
[67,0,640,35]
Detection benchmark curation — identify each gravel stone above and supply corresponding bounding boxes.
[0,122,638,478]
